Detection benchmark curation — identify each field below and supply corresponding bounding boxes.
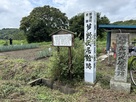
[0,41,136,102]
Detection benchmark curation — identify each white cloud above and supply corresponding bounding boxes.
[0,0,136,29]
[53,0,66,4]
[0,0,33,29]
[52,0,136,22]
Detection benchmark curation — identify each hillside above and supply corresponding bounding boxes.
[112,19,136,25]
[0,28,25,40]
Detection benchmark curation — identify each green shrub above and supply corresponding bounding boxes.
[13,40,27,45]
[0,40,27,46]
[95,40,106,56]
[134,39,136,41]
[3,40,8,46]
[128,56,136,70]
[48,38,84,81]
[36,48,52,59]
[97,47,103,55]
[0,43,39,52]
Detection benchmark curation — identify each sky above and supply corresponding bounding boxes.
[0,0,136,29]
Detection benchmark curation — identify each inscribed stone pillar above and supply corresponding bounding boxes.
[84,11,97,84]
[110,33,131,93]
[114,33,129,82]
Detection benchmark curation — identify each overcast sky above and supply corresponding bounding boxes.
[0,0,136,29]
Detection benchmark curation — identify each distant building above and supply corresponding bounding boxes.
[99,24,136,51]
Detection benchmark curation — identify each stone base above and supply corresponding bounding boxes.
[110,78,131,93]
[84,72,96,84]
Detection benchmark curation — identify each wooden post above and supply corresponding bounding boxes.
[68,47,72,79]
[57,47,60,54]
[57,47,60,69]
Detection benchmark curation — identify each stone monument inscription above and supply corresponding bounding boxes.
[114,33,129,82]
[84,11,97,83]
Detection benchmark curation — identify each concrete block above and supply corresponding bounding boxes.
[110,78,131,93]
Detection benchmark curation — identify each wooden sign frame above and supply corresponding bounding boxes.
[52,33,74,47]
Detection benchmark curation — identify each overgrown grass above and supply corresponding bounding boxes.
[35,48,53,59]
[0,58,49,81]
[0,82,84,102]
[0,40,136,101]
[0,39,28,46]
[0,82,24,98]
[12,40,28,45]
[38,41,52,46]
[0,57,84,101]
[97,40,106,55]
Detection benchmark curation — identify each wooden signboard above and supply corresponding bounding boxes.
[51,29,75,79]
[52,34,73,47]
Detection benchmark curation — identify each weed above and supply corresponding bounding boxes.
[36,48,52,59]
[0,82,23,98]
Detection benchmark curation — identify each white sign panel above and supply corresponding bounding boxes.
[53,34,72,46]
[84,11,97,83]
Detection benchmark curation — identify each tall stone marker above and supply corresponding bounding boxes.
[84,11,97,84]
[110,33,131,93]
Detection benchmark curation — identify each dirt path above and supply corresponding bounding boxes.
[0,48,41,61]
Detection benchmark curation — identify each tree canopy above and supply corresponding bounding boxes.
[69,13,84,39]
[0,28,25,40]
[20,5,68,43]
[97,13,110,39]
[69,12,110,39]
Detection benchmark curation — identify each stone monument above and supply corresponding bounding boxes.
[84,11,97,84]
[110,33,131,93]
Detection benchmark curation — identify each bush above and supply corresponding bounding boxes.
[36,48,52,59]
[0,43,39,52]
[128,56,136,70]
[97,40,106,55]
[48,38,84,81]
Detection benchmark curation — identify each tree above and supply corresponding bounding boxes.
[69,13,84,39]
[97,13,110,39]
[0,28,25,40]
[20,5,68,43]
[69,12,110,39]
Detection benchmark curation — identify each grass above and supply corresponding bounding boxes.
[97,40,107,55]
[0,83,84,102]
[0,43,39,52]
[0,39,51,46]
[0,57,84,101]
[0,53,135,101]
[0,39,136,101]
[1,57,135,102]
[38,41,52,47]
[0,39,28,46]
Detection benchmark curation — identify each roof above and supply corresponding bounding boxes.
[99,24,136,29]
[98,24,136,33]
[50,28,76,36]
